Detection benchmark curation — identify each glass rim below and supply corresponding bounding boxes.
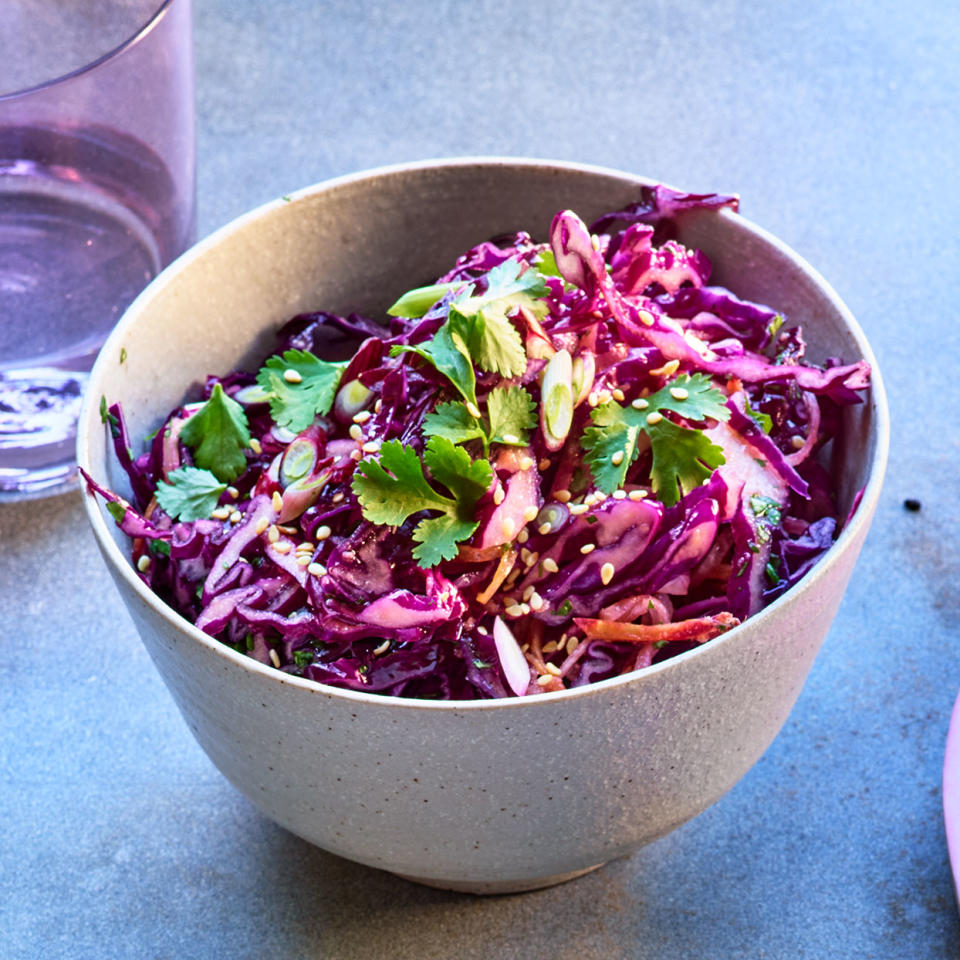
[0,0,175,102]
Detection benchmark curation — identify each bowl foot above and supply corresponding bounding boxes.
[392,862,607,895]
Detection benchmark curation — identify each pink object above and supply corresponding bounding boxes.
[0,0,195,499]
[943,689,960,905]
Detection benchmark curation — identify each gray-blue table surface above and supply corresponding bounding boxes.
[3,1,958,957]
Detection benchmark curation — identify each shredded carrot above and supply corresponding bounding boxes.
[725,377,743,395]
[475,547,518,605]
[573,611,740,644]
[457,543,506,563]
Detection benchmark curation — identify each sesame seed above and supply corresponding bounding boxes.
[316,525,332,540]
[374,399,383,413]
[568,503,589,516]
[598,390,612,404]
[587,392,599,408]
[590,234,600,251]
[255,516,269,535]
[611,450,625,466]
[791,434,805,450]
[307,562,326,577]
[361,440,381,454]
[517,528,529,544]
[271,491,283,512]
[612,490,627,500]
[593,492,607,503]
[536,675,554,687]
[332,492,344,503]
[637,309,655,327]
[272,541,292,554]
[580,543,596,555]
[249,437,262,455]
[211,506,232,520]
[520,603,531,615]
[373,640,390,656]
[296,555,311,567]
[555,489,571,503]
[523,505,539,523]
[505,604,524,617]
[267,525,280,543]
[501,433,519,445]
[466,402,482,420]
[522,585,535,602]
[519,456,534,471]
[529,593,545,611]
[477,626,488,636]
[651,359,680,377]
[631,397,649,410]
[227,486,239,499]
[136,555,151,573]
[544,662,562,676]
[542,557,559,573]
[493,487,505,505]
[646,412,664,425]
[566,636,578,655]
[670,387,689,401]
[296,541,314,553]
[542,640,558,654]
[600,562,615,585]
[538,458,552,471]
[520,642,529,653]
[538,522,552,536]
[348,424,363,441]
[352,410,372,424]
[283,369,302,384]
[612,388,626,402]
[502,517,516,539]
[628,489,648,500]
[269,648,281,668]
[229,511,242,524]
[350,450,361,460]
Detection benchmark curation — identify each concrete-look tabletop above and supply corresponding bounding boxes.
[3,1,958,956]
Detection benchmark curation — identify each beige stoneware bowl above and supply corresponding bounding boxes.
[77,159,888,894]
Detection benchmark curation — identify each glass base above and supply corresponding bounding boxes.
[0,366,86,500]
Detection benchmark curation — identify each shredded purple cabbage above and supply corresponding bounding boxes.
[85,185,870,699]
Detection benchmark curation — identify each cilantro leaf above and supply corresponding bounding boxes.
[386,281,465,319]
[646,420,726,506]
[351,436,491,567]
[582,374,729,505]
[486,386,537,446]
[648,373,731,422]
[422,386,536,453]
[256,349,347,433]
[743,396,773,434]
[422,401,486,446]
[422,436,492,505]
[391,312,478,409]
[351,440,452,526]
[155,466,228,521]
[179,383,251,483]
[451,259,545,377]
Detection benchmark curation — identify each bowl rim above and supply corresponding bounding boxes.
[77,155,890,713]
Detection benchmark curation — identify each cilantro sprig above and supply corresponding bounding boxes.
[582,373,730,505]
[351,437,492,567]
[389,258,547,401]
[423,386,536,454]
[155,466,228,521]
[179,383,251,483]
[255,349,347,433]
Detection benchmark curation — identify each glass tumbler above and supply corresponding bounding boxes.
[0,0,195,499]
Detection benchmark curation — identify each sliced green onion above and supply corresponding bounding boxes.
[386,281,465,319]
[541,349,573,451]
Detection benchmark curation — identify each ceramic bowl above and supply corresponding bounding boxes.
[77,158,888,894]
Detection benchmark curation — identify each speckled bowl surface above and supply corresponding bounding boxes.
[77,158,888,894]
